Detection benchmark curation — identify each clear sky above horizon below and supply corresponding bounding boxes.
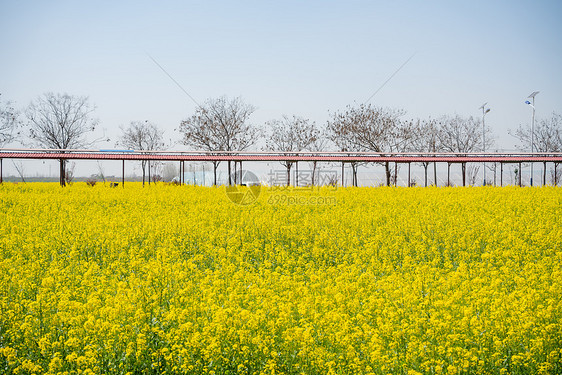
[1,0,561,157]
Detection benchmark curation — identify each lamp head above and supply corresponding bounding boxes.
[528,91,539,99]
[525,100,535,109]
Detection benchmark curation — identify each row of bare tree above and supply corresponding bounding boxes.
[179,98,561,186]
[1,92,561,186]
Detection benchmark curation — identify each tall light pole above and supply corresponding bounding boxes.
[526,91,539,186]
[480,103,491,186]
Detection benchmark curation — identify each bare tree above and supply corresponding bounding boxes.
[326,106,367,187]
[307,133,328,186]
[179,107,224,186]
[1,94,19,147]
[467,164,480,186]
[327,104,411,186]
[26,93,98,149]
[265,115,320,186]
[25,93,99,186]
[511,112,562,152]
[12,160,26,183]
[438,115,493,186]
[118,120,165,186]
[511,112,562,186]
[96,161,106,183]
[65,162,76,184]
[179,96,258,185]
[550,168,561,186]
[411,118,440,186]
[487,150,500,186]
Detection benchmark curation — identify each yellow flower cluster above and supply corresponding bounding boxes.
[0,183,560,374]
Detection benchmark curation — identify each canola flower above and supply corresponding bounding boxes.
[0,182,561,374]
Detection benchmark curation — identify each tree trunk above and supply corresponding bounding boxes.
[179,161,182,184]
[213,162,218,186]
[424,164,428,187]
[236,161,240,184]
[408,162,411,187]
[63,159,67,186]
[500,163,503,187]
[59,159,66,187]
[228,161,232,185]
[462,163,466,187]
[433,162,437,186]
[385,162,391,186]
[286,164,292,186]
[351,163,358,187]
[311,161,317,186]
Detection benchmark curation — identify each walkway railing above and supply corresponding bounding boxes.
[1,148,561,186]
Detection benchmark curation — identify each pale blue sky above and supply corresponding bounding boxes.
[1,0,561,178]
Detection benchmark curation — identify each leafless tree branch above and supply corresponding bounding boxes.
[327,104,412,186]
[265,115,320,185]
[510,112,562,153]
[0,94,20,147]
[117,120,166,185]
[24,93,99,185]
[179,96,258,185]
[438,114,493,186]
[25,92,98,149]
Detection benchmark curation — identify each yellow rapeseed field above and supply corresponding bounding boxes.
[0,182,561,374]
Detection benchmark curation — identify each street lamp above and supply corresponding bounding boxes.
[526,91,539,186]
[480,103,491,186]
